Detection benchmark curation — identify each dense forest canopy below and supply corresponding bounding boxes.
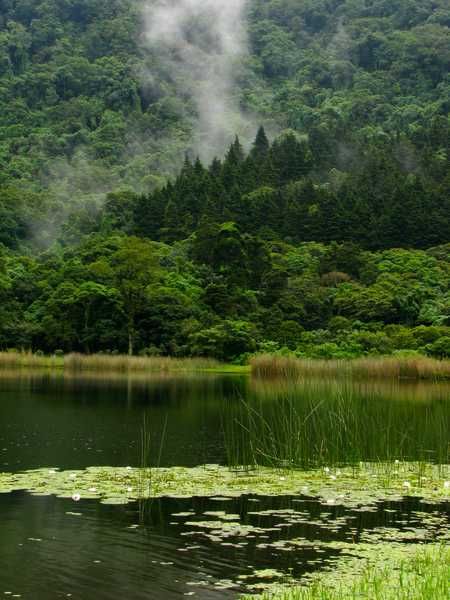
[0,0,449,359]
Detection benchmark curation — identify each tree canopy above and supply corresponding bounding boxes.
[0,0,449,360]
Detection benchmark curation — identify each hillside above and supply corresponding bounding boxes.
[1,0,449,197]
[0,0,449,358]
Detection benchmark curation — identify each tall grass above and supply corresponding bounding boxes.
[64,353,221,372]
[138,413,168,523]
[224,391,363,470]
[222,383,450,470]
[0,351,62,369]
[251,355,450,380]
[0,351,221,372]
[245,544,450,600]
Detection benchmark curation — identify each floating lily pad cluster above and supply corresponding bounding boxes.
[0,462,448,507]
[1,461,449,598]
[170,500,449,595]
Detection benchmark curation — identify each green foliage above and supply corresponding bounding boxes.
[0,1,449,360]
[1,232,449,360]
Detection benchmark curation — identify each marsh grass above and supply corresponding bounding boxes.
[0,351,221,372]
[223,384,449,471]
[246,544,450,600]
[138,413,168,522]
[0,351,62,369]
[222,400,258,473]
[224,392,368,470]
[251,355,450,380]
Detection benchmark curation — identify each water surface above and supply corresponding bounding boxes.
[0,372,449,598]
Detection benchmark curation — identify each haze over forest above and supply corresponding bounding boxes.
[0,0,449,359]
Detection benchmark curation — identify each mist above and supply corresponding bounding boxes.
[142,0,255,162]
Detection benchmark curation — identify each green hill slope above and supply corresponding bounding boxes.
[0,0,449,357]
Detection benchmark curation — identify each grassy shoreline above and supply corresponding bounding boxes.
[0,351,242,373]
[0,351,449,380]
[244,544,450,600]
[251,354,450,380]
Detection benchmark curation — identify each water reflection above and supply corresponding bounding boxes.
[1,490,448,599]
[0,371,448,472]
[0,371,449,599]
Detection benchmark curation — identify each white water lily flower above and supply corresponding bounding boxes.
[326,498,335,505]
[127,487,133,492]
[88,487,97,493]
[402,481,411,489]
[395,460,400,464]
[69,473,77,479]
[329,475,337,480]
[279,477,286,482]
[126,466,132,471]
[444,481,450,489]
[48,469,56,475]
[336,470,341,476]
[324,467,330,473]
[72,493,81,502]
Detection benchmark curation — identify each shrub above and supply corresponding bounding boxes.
[425,336,450,358]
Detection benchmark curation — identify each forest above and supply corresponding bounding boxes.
[0,0,449,360]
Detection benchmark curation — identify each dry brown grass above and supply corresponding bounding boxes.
[63,353,220,372]
[0,351,60,369]
[0,352,220,372]
[250,354,450,380]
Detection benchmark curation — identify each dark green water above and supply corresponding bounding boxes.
[0,373,449,598]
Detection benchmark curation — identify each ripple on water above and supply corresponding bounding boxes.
[0,490,449,599]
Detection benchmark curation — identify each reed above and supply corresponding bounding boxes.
[222,382,449,470]
[138,413,168,523]
[251,355,450,380]
[0,351,221,372]
[0,351,61,369]
[63,353,221,372]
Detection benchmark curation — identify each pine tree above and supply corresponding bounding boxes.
[250,126,270,161]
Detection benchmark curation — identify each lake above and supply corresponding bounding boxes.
[0,372,449,598]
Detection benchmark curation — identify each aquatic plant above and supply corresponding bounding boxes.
[222,386,450,470]
[138,413,168,521]
[1,462,448,507]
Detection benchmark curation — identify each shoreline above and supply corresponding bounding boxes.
[0,352,449,380]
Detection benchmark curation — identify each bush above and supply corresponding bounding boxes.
[305,342,361,359]
[425,336,450,358]
[328,316,353,332]
[139,346,162,357]
[188,320,258,361]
